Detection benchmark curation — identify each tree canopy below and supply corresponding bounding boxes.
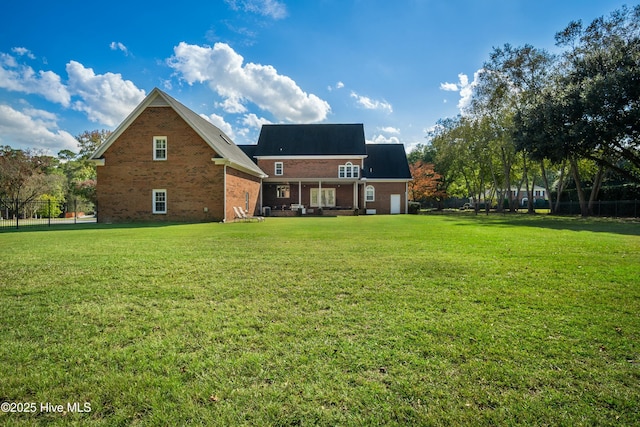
[409,5,640,216]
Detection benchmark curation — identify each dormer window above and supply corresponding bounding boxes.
[154,137,167,160]
[338,162,359,178]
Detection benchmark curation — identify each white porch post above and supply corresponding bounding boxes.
[318,180,322,208]
[353,182,358,209]
[298,181,302,206]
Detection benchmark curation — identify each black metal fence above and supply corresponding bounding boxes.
[555,200,640,218]
[422,198,640,218]
[0,198,96,231]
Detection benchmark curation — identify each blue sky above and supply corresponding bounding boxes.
[0,0,632,154]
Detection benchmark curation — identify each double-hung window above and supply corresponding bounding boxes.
[275,162,283,176]
[153,189,167,214]
[154,137,167,160]
[365,185,375,202]
[276,185,290,198]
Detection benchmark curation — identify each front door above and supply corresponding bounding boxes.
[390,194,401,214]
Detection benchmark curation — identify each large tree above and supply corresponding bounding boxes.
[555,5,640,182]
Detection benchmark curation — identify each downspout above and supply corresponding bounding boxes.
[405,181,409,214]
[223,164,227,222]
[259,177,263,216]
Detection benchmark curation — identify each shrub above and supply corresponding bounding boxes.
[36,194,62,218]
[408,201,421,214]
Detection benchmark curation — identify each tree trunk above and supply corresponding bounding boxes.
[501,147,514,212]
[489,159,504,213]
[554,159,567,214]
[523,152,535,214]
[570,157,588,217]
[540,160,553,214]
[588,163,605,215]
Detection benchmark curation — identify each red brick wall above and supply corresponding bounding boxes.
[96,106,253,223]
[225,167,262,220]
[362,182,408,214]
[257,158,363,179]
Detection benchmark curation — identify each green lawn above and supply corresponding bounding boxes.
[1,215,638,426]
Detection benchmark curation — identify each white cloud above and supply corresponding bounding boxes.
[66,60,146,126]
[369,134,400,144]
[109,41,130,56]
[242,113,272,129]
[350,91,392,113]
[328,81,345,91]
[439,70,483,114]
[0,53,71,106]
[11,47,35,59]
[439,82,459,91]
[0,104,78,152]
[0,50,147,153]
[168,42,330,123]
[200,113,235,139]
[379,126,400,134]
[225,0,287,19]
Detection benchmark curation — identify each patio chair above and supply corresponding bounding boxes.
[238,207,265,222]
[232,206,245,222]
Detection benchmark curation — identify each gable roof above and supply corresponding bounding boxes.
[254,124,367,157]
[363,144,412,180]
[90,88,267,178]
[238,144,258,162]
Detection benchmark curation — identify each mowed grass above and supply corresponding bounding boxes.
[0,215,638,426]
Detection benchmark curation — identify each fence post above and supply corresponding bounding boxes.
[48,198,52,227]
[74,199,77,224]
[15,199,19,230]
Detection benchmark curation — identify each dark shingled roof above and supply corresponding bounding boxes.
[255,124,367,156]
[238,144,258,163]
[363,144,412,179]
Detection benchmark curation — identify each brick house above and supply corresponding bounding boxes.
[240,124,412,215]
[91,89,411,222]
[90,88,266,223]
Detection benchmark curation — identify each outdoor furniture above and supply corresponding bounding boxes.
[232,206,245,222]
[238,207,264,222]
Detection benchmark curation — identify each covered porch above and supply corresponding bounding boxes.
[261,179,363,216]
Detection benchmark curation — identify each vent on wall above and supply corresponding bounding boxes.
[149,96,170,107]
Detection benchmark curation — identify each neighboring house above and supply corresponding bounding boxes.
[481,185,549,207]
[240,124,412,215]
[512,185,548,206]
[90,88,266,223]
[90,89,411,223]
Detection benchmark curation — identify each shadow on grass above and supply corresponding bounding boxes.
[0,220,201,234]
[427,211,640,236]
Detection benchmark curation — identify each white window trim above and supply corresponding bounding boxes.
[153,189,167,214]
[365,185,375,202]
[275,162,283,176]
[310,188,336,207]
[338,162,359,179]
[276,185,290,198]
[153,136,167,161]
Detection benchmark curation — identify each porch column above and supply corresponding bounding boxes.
[353,182,358,209]
[298,181,302,206]
[318,180,322,208]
